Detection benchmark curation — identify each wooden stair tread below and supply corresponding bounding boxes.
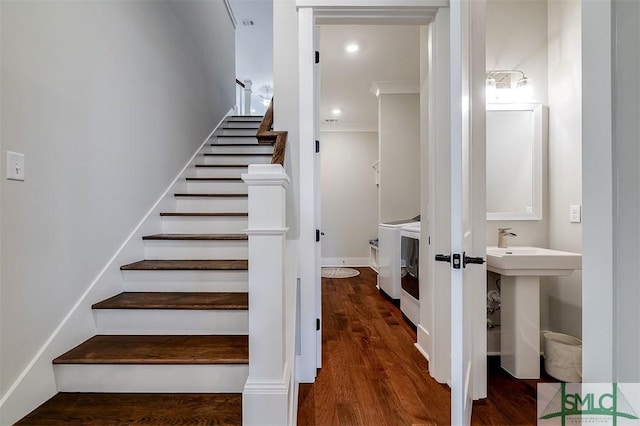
[92,292,248,310]
[174,193,248,197]
[185,177,243,181]
[120,259,248,271]
[216,135,258,138]
[210,143,262,147]
[15,392,241,426]
[203,153,271,156]
[160,212,248,217]
[53,335,249,365]
[195,164,250,168]
[142,233,248,241]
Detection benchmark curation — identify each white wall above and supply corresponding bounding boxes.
[232,0,274,115]
[485,0,548,248]
[320,131,378,264]
[274,0,300,240]
[546,0,582,338]
[611,0,640,382]
[0,0,234,412]
[486,0,583,338]
[378,93,421,223]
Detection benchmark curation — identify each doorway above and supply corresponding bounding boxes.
[297,4,488,424]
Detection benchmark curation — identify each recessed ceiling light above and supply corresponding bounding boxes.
[331,108,342,116]
[345,42,360,53]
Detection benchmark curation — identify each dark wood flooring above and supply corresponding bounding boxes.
[92,292,248,310]
[297,267,548,426]
[15,393,242,426]
[120,259,248,271]
[53,335,249,365]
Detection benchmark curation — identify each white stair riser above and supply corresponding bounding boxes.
[218,128,258,136]
[202,155,271,165]
[175,196,247,212]
[94,309,248,335]
[227,116,263,122]
[144,240,248,260]
[195,166,247,178]
[222,121,260,129]
[54,364,248,393]
[209,144,273,155]
[123,270,248,292]
[215,136,257,145]
[161,216,247,234]
[186,180,247,193]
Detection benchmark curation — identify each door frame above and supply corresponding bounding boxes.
[296,0,487,405]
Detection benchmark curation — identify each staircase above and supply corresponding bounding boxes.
[16,116,272,426]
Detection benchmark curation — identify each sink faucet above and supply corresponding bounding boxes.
[498,228,517,248]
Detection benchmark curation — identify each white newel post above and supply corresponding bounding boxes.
[241,164,290,425]
[243,79,253,115]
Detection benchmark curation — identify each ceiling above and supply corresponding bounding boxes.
[228,1,421,124]
[319,25,420,132]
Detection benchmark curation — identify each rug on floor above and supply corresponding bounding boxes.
[321,267,361,279]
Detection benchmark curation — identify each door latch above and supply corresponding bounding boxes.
[463,252,485,267]
[435,253,461,269]
[436,252,484,269]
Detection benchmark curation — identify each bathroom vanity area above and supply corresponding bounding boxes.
[485,102,582,379]
[486,246,581,378]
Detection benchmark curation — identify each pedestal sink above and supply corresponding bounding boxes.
[486,246,582,379]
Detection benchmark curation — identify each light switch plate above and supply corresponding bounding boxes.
[569,204,581,223]
[7,151,25,181]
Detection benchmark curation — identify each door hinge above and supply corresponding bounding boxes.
[315,140,320,153]
[315,51,320,64]
[316,318,321,331]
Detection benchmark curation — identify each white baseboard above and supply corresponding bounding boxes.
[416,324,431,362]
[0,111,232,426]
[321,257,369,267]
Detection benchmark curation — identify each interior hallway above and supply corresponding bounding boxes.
[297,267,549,425]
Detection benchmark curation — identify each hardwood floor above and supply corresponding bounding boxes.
[297,267,549,426]
[15,393,241,426]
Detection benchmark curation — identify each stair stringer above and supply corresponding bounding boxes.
[0,111,235,426]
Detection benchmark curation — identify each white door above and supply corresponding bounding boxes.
[314,24,322,369]
[447,0,487,424]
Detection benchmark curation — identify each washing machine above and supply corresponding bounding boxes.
[400,222,420,326]
[378,217,419,301]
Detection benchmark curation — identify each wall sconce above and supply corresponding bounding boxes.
[486,70,533,103]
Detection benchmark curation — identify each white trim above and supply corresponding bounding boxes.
[223,0,237,29]
[297,6,319,384]
[245,228,289,236]
[581,0,614,383]
[370,81,420,97]
[297,0,447,6]
[241,164,291,187]
[319,124,378,133]
[243,362,291,426]
[297,1,442,25]
[0,110,233,421]
[321,257,369,267]
[414,342,430,361]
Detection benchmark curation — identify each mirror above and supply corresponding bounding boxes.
[486,103,546,220]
